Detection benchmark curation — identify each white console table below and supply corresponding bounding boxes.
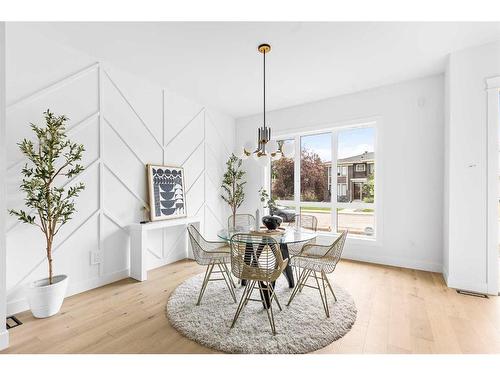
[128,216,201,281]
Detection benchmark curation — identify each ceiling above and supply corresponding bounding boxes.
[20,22,500,118]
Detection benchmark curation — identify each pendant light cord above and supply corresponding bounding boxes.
[263,49,266,130]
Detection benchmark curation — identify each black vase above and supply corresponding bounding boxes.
[262,215,283,230]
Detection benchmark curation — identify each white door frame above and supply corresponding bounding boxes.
[486,76,500,295]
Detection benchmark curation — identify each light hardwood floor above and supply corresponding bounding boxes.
[2,259,500,354]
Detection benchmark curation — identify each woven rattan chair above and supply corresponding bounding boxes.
[287,230,348,317]
[187,225,236,306]
[229,233,288,335]
[227,214,256,231]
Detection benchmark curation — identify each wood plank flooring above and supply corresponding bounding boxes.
[2,259,500,354]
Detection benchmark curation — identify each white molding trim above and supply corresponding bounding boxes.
[102,69,164,150]
[445,276,489,295]
[4,58,234,316]
[342,251,442,273]
[486,76,500,295]
[486,76,500,90]
[7,268,130,316]
[6,62,99,112]
[164,107,205,148]
[272,115,380,138]
[102,162,147,208]
[442,267,449,285]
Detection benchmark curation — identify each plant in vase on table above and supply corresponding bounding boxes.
[258,187,282,230]
[9,110,85,318]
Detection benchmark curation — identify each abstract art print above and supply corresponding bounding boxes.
[147,165,187,221]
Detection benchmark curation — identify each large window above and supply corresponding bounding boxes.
[271,139,294,201]
[300,133,331,202]
[270,124,376,238]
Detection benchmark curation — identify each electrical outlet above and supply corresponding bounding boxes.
[90,251,102,265]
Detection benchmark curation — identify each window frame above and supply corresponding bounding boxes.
[355,164,366,172]
[269,119,380,243]
[337,183,347,197]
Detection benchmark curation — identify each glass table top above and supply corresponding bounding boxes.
[217,227,317,244]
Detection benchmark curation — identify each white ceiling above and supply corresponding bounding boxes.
[21,22,500,118]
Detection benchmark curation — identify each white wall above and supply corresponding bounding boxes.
[445,41,500,293]
[236,75,444,272]
[5,24,235,314]
[0,21,9,351]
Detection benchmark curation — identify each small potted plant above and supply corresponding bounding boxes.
[9,110,85,318]
[259,187,282,230]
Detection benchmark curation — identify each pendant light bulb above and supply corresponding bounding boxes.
[243,141,255,153]
[267,139,278,154]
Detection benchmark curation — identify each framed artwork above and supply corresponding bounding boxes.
[147,164,187,221]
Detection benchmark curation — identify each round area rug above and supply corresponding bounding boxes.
[166,273,357,354]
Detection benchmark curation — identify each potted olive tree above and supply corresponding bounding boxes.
[221,154,246,229]
[9,110,85,318]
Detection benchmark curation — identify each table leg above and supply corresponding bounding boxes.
[280,243,295,288]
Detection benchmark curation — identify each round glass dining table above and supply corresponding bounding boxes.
[217,227,317,289]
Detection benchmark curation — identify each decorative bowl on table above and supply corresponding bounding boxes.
[262,215,283,230]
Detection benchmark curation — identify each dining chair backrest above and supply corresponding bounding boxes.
[227,214,256,231]
[326,230,348,268]
[187,225,207,264]
[229,233,284,282]
[295,214,318,232]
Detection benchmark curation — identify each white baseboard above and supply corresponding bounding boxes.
[7,268,130,316]
[6,254,190,316]
[445,275,489,295]
[6,298,27,317]
[442,267,449,284]
[0,329,9,351]
[342,251,442,273]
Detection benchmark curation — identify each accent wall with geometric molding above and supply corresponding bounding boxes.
[5,28,235,314]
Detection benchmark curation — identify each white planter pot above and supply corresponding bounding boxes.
[27,274,69,318]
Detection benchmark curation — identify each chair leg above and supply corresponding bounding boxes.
[293,265,300,286]
[320,272,330,318]
[231,281,253,329]
[268,282,282,311]
[217,262,236,303]
[299,269,312,293]
[222,262,237,289]
[313,271,329,318]
[287,268,310,306]
[322,270,337,302]
[196,262,215,306]
[261,282,276,335]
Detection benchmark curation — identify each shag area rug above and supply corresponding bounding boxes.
[166,273,357,354]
